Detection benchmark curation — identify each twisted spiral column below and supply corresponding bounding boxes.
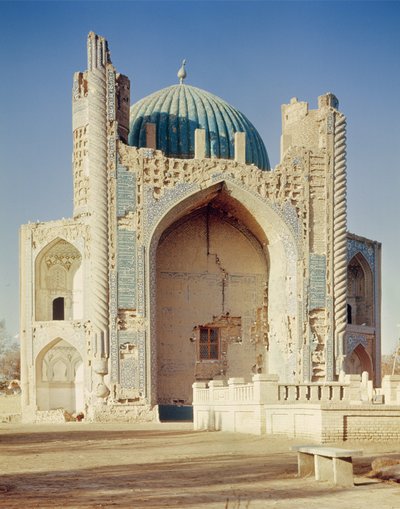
[333,113,347,371]
[87,34,110,400]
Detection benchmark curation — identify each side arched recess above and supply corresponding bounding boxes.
[35,338,84,414]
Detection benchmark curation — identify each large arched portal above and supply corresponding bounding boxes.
[36,338,84,414]
[155,192,269,406]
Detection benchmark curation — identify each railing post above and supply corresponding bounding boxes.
[344,374,362,403]
[309,385,319,402]
[192,382,208,430]
[287,385,297,402]
[382,375,400,405]
[192,381,208,403]
[320,385,331,401]
[252,374,279,404]
[331,384,342,402]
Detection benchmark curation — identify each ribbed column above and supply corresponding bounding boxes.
[87,33,110,400]
[333,113,347,373]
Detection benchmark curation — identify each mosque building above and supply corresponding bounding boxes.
[19,33,381,423]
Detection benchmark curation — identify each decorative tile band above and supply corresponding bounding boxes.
[109,270,118,382]
[117,164,135,217]
[309,254,326,310]
[137,245,145,316]
[117,230,136,308]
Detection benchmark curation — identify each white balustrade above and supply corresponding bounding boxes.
[195,377,354,407]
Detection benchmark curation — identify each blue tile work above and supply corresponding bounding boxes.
[347,237,375,271]
[118,331,138,389]
[136,246,145,316]
[120,357,137,389]
[109,270,119,382]
[309,254,326,309]
[137,330,146,396]
[346,333,367,354]
[128,84,270,171]
[117,230,136,308]
[118,331,145,395]
[117,164,135,217]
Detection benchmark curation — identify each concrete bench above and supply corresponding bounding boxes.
[291,446,363,487]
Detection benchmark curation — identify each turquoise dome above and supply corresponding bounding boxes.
[128,84,270,171]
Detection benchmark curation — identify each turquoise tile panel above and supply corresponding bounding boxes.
[117,229,136,308]
[309,254,326,310]
[117,164,136,217]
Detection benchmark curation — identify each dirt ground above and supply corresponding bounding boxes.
[0,421,399,509]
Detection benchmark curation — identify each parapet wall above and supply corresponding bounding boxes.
[193,374,400,442]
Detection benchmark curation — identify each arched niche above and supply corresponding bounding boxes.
[345,343,373,379]
[35,338,84,414]
[347,253,374,326]
[148,181,298,404]
[35,238,83,321]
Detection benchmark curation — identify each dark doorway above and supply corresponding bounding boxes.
[158,405,193,422]
[52,297,65,320]
[347,303,352,324]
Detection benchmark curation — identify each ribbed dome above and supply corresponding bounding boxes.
[128,84,270,171]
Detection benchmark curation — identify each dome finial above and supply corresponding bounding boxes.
[177,59,187,84]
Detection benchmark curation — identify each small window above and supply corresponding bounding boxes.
[53,297,65,320]
[199,327,219,360]
[347,303,352,324]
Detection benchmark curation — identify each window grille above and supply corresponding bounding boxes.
[199,327,219,360]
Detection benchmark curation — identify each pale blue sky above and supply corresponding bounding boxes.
[0,0,399,353]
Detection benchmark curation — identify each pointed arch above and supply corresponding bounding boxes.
[35,237,83,321]
[347,252,374,326]
[35,337,84,413]
[346,343,373,379]
[146,180,299,404]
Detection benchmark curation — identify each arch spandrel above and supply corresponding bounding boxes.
[32,322,86,362]
[31,221,88,258]
[348,251,374,276]
[34,236,83,267]
[146,178,300,254]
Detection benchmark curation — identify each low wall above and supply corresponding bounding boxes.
[321,405,400,442]
[193,375,400,442]
[265,404,400,442]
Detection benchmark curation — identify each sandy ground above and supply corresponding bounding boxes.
[0,396,400,509]
[0,420,399,509]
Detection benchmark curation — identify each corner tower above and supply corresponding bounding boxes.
[280,93,347,380]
